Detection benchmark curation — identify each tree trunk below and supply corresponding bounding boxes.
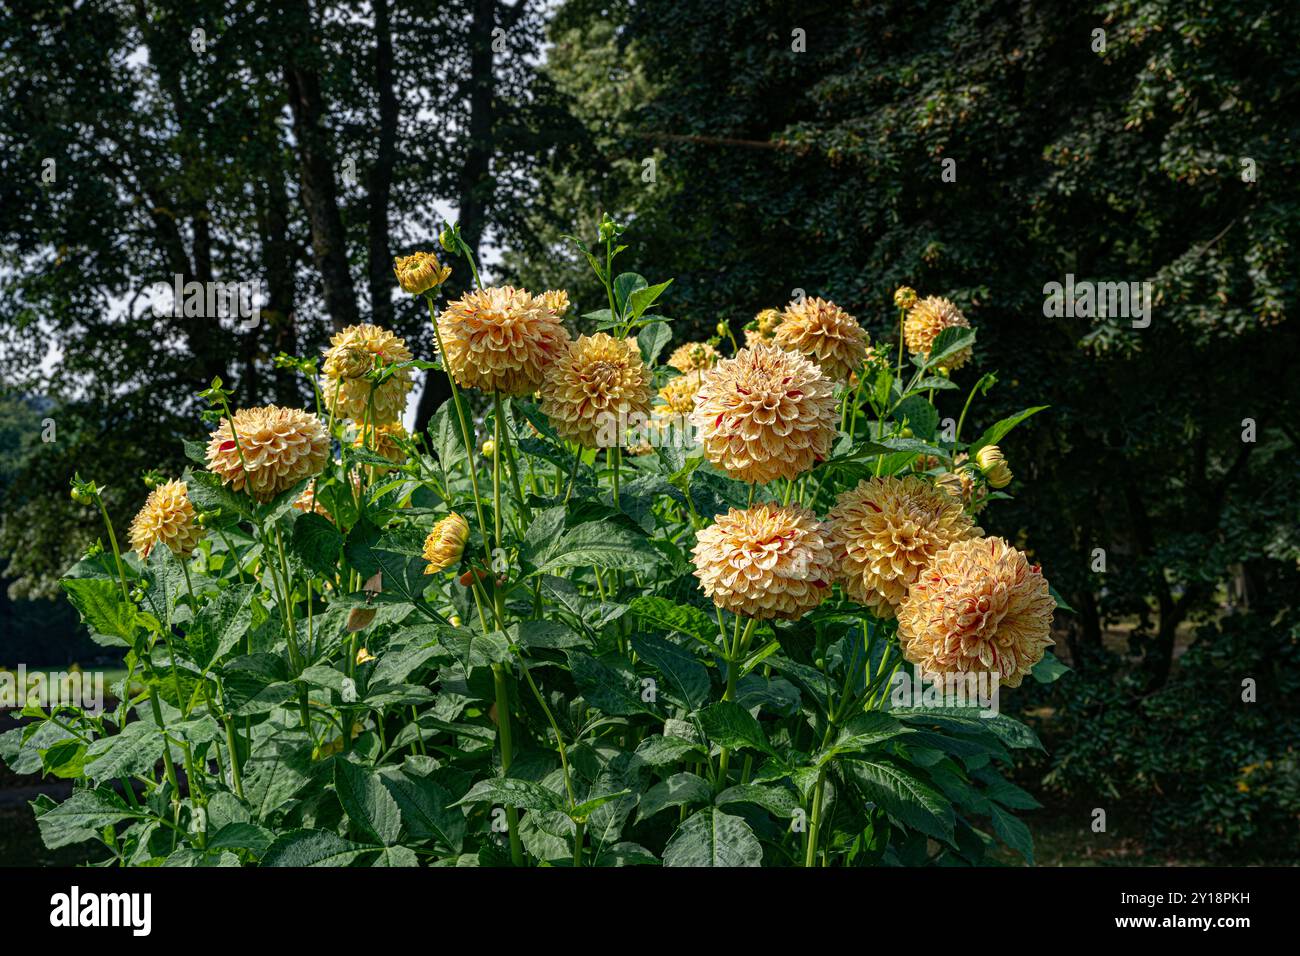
[367,0,399,330]
[283,0,359,332]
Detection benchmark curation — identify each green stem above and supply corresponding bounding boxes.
[492,663,524,866]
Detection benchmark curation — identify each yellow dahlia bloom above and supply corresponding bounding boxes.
[437,286,570,395]
[827,475,980,618]
[657,373,700,417]
[354,421,408,469]
[904,296,972,370]
[393,251,452,295]
[690,344,837,484]
[538,289,570,319]
[897,536,1055,688]
[744,308,782,348]
[423,513,469,574]
[206,406,330,501]
[541,333,653,448]
[667,341,721,375]
[128,479,204,559]
[320,324,415,424]
[976,444,1013,489]
[894,286,918,309]
[774,297,869,382]
[692,503,834,620]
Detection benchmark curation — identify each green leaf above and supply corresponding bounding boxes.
[631,632,711,710]
[923,326,976,368]
[570,788,634,821]
[969,406,1048,455]
[454,778,567,813]
[842,758,955,845]
[430,400,471,468]
[815,712,909,766]
[569,652,657,716]
[184,584,255,673]
[528,522,660,575]
[290,512,343,578]
[335,758,403,846]
[1031,652,1071,683]
[207,822,275,855]
[378,770,466,852]
[633,735,707,766]
[989,803,1034,864]
[613,272,648,314]
[35,787,141,849]
[628,278,673,321]
[637,321,673,366]
[60,578,138,647]
[261,829,374,867]
[83,721,168,785]
[186,469,257,521]
[697,701,776,757]
[627,596,717,646]
[714,783,799,819]
[636,772,712,822]
[222,654,295,716]
[1048,584,1075,613]
[894,394,939,441]
[663,808,762,867]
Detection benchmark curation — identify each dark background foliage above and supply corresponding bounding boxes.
[2,0,1296,860]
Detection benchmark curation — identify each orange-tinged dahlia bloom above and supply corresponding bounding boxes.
[656,373,700,417]
[128,479,204,559]
[538,289,570,319]
[437,286,570,395]
[667,341,721,375]
[904,296,972,370]
[690,343,837,484]
[541,333,653,448]
[423,513,469,574]
[320,324,415,424]
[393,251,452,295]
[206,406,330,501]
[774,297,869,382]
[827,475,980,618]
[897,536,1055,688]
[692,503,834,620]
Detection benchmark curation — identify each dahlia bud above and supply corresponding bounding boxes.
[894,286,918,309]
[449,614,463,627]
[481,439,496,459]
[70,487,92,505]
[439,226,457,254]
[715,321,729,338]
[423,513,470,574]
[976,445,1013,488]
[355,647,376,666]
[393,251,452,296]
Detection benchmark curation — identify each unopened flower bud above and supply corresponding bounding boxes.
[976,445,1013,488]
[894,286,918,309]
[481,439,496,459]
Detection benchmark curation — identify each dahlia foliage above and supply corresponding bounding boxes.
[19,216,1062,869]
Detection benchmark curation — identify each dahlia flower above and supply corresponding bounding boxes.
[320,324,415,424]
[437,286,570,395]
[692,503,834,620]
[393,251,452,295]
[690,343,837,484]
[539,289,570,319]
[206,406,330,501]
[904,296,972,370]
[541,333,653,448]
[894,286,918,309]
[667,341,721,375]
[423,513,470,574]
[774,297,869,382]
[976,444,1013,489]
[128,479,204,559]
[897,536,1055,688]
[827,475,980,618]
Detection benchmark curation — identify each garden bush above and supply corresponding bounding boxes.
[0,219,1067,866]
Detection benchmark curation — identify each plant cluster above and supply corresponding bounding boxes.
[1,220,1066,866]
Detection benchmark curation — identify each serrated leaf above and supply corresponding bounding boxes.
[663,808,762,867]
[636,772,712,822]
[335,758,403,846]
[842,758,955,845]
[453,777,567,813]
[261,829,373,867]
